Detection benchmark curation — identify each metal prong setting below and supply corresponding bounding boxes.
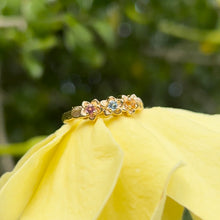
[62,94,143,122]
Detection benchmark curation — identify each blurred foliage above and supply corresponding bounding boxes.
[0,2,219,218]
[0,0,220,144]
[0,136,45,156]
[182,209,193,220]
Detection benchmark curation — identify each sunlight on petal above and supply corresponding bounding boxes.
[151,163,184,220]
[190,212,202,220]
[0,107,219,220]
[19,119,123,220]
[0,124,72,220]
[138,107,220,220]
[99,115,183,219]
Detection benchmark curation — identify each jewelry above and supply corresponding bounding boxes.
[62,94,143,123]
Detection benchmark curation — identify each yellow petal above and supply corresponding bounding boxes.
[191,212,202,220]
[138,107,220,219]
[99,107,220,220]
[151,162,184,220]
[99,114,183,219]
[1,106,219,220]
[0,134,57,189]
[0,123,71,220]
[161,197,184,220]
[15,118,123,220]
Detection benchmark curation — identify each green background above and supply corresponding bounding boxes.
[0,1,220,218]
[1,0,220,142]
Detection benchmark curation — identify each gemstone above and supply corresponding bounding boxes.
[125,98,136,109]
[85,105,95,114]
[108,100,118,111]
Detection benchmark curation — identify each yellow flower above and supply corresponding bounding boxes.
[0,107,220,220]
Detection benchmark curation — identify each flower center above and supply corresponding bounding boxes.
[108,101,118,110]
[85,105,95,114]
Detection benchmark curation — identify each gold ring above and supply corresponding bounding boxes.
[62,94,144,123]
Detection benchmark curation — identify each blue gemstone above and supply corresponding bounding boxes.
[108,101,118,110]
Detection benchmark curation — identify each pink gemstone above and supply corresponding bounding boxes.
[85,105,95,114]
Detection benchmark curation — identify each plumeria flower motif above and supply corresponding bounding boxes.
[80,99,102,120]
[121,94,143,115]
[100,96,123,116]
[0,107,220,220]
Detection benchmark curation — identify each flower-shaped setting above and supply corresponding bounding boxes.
[121,94,143,115]
[80,99,101,120]
[100,96,123,116]
[1,107,220,220]
[62,94,144,122]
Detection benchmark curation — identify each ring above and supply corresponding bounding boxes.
[62,94,144,123]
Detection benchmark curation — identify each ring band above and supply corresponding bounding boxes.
[62,94,144,123]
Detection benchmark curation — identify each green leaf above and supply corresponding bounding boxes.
[125,4,149,25]
[23,36,57,52]
[64,22,94,50]
[0,136,46,156]
[182,209,193,220]
[80,45,105,67]
[90,20,115,47]
[76,0,94,10]
[21,0,47,21]
[159,20,220,44]
[22,53,43,79]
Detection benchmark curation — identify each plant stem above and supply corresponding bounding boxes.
[0,16,27,30]
[0,62,14,175]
